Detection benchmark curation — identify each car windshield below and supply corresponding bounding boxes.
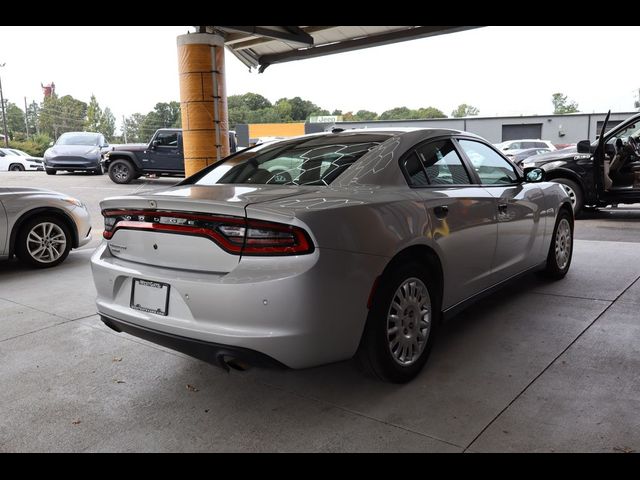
[56,134,100,146]
[9,149,28,157]
[607,122,640,145]
[188,134,391,186]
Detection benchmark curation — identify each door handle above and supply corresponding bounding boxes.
[433,205,449,219]
[498,203,508,213]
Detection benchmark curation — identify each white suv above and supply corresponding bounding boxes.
[495,139,557,152]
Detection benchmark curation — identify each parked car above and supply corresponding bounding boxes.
[1,148,44,164]
[91,128,573,383]
[101,128,183,184]
[102,129,239,184]
[495,139,557,152]
[44,132,109,175]
[0,149,43,171]
[0,187,91,267]
[505,147,552,166]
[521,111,640,214]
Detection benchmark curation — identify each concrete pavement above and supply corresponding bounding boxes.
[1,171,639,452]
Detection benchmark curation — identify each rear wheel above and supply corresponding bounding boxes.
[356,262,440,383]
[108,159,136,184]
[9,163,25,171]
[554,178,583,216]
[45,168,57,175]
[15,216,72,268]
[542,209,573,279]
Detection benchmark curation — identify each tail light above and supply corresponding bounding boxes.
[102,209,314,256]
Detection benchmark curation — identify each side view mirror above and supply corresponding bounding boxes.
[576,140,592,154]
[150,140,159,149]
[523,167,544,183]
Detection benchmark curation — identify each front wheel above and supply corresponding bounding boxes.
[108,159,136,184]
[542,209,573,279]
[554,178,583,216]
[9,163,25,171]
[356,263,440,383]
[45,168,57,175]
[15,216,72,268]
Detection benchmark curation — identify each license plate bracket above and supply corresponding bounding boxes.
[130,278,170,316]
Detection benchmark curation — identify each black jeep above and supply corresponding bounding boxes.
[102,128,184,184]
[520,111,640,215]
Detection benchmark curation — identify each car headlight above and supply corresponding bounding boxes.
[63,197,85,208]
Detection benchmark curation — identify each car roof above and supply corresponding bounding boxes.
[316,127,484,141]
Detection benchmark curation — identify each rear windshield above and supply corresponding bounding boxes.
[188,134,390,186]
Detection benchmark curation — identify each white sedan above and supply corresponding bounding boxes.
[0,148,43,171]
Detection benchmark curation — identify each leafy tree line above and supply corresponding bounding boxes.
[225,92,480,126]
[1,93,117,156]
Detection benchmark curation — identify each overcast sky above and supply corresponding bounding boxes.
[0,26,638,133]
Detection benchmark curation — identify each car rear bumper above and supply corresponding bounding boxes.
[90,242,388,369]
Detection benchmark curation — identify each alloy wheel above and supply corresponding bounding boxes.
[26,222,67,263]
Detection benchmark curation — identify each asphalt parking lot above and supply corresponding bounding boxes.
[1,171,640,452]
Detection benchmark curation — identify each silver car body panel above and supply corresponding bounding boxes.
[0,186,92,260]
[91,129,571,368]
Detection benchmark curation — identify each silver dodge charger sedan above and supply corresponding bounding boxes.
[1,187,92,267]
[91,128,573,383]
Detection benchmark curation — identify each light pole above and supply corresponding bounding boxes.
[0,63,8,147]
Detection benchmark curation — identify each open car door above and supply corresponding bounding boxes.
[593,110,610,196]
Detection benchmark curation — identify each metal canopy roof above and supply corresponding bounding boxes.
[201,26,480,72]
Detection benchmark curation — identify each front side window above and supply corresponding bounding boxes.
[458,139,519,185]
[155,132,178,147]
[189,134,389,186]
[414,139,471,185]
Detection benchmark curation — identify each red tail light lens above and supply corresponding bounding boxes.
[102,209,314,256]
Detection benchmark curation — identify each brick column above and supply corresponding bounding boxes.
[177,33,230,177]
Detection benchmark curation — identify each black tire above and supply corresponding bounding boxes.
[15,216,73,268]
[9,163,25,171]
[356,262,440,383]
[554,178,583,216]
[108,159,136,184]
[542,209,574,279]
[45,168,57,175]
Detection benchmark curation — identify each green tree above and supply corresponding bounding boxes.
[552,93,579,114]
[274,98,293,122]
[239,93,272,111]
[379,107,413,120]
[379,106,446,120]
[354,109,378,121]
[416,107,446,119]
[38,94,87,139]
[331,109,342,116]
[3,102,26,138]
[86,94,103,132]
[99,107,116,140]
[123,113,148,143]
[451,104,480,117]
[26,101,39,135]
